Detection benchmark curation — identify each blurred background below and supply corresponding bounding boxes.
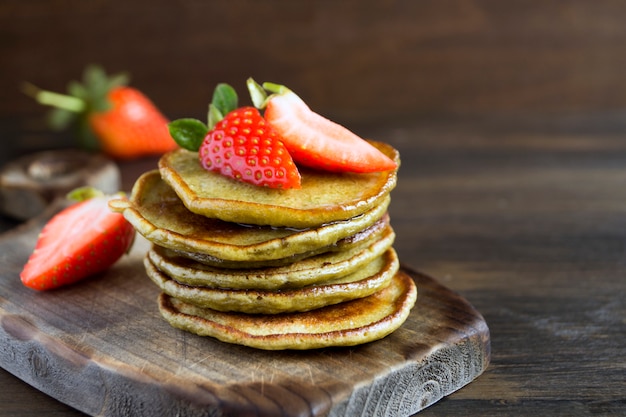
[2,0,626,164]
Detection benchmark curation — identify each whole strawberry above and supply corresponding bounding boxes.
[168,84,301,189]
[24,65,178,160]
[20,188,136,291]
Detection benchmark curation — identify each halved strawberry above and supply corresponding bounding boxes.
[20,189,136,291]
[199,107,301,189]
[168,84,301,189]
[248,79,398,173]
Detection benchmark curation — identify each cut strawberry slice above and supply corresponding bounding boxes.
[20,190,135,291]
[199,107,301,189]
[168,85,301,189]
[249,80,398,173]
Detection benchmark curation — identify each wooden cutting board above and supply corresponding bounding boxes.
[0,209,490,417]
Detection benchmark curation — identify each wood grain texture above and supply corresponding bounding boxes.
[4,0,626,158]
[0,211,489,416]
[389,117,626,416]
[1,117,625,415]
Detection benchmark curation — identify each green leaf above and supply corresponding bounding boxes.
[67,81,88,100]
[246,78,268,109]
[83,65,112,112]
[211,83,238,116]
[78,65,129,112]
[47,108,76,131]
[74,116,100,152]
[207,104,223,130]
[107,72,130,90]
[83,65,107,93]
[168,118,208,152]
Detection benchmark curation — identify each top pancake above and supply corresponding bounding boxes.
[158,140,399,228]
[109,171,390,263]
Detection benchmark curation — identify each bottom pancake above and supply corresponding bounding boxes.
[157,270,417,350]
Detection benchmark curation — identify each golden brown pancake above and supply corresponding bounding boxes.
[167,213,392,269]
[157,269,417,350]
[145,248,399,314]
[109,171,389,263]
[147,224,395,290]
[158,141,399,228]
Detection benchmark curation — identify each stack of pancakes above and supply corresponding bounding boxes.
[110,141,416,350]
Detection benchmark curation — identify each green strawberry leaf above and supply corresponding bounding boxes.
[247,78,268,109]
[168,118,208,152]
[67,80,88,101]
[79,65,129,112]
[207,83,238,130]
[83,65,110,111]
[211,83,238,117]
[106,71,130,91]
[47,108,76,131]
[75,116,100,152]
[247,78,292,110]
[208,104,223,131]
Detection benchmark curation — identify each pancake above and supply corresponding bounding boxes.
[167,213,391,269]
[148,224,394,290]
[158,141,399,228]
[157,269,417,350]
[145,248,399,314]
[110,132,413,350]
[109,171,389,262]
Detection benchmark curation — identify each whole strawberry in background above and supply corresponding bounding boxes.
[24,65,178,159]
[20,187,136,291]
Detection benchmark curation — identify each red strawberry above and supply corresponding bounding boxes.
[198,107,301,189]
[24,65,177,160]
[20,189,135,291]
[248,80,397,173]
[87,86,177,159]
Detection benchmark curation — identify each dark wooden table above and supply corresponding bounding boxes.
[0,117,624,416]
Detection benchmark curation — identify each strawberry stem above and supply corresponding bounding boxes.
[22,82,86,113]
[262,82,291,95]
[67,186,104,202]
[247,78,293,110]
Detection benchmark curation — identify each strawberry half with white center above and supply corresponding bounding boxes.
[247,79,398,173]
[20,188,135,291]
[168,84,301,189]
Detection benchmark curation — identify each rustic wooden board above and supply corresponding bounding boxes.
[0,211,490,417]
